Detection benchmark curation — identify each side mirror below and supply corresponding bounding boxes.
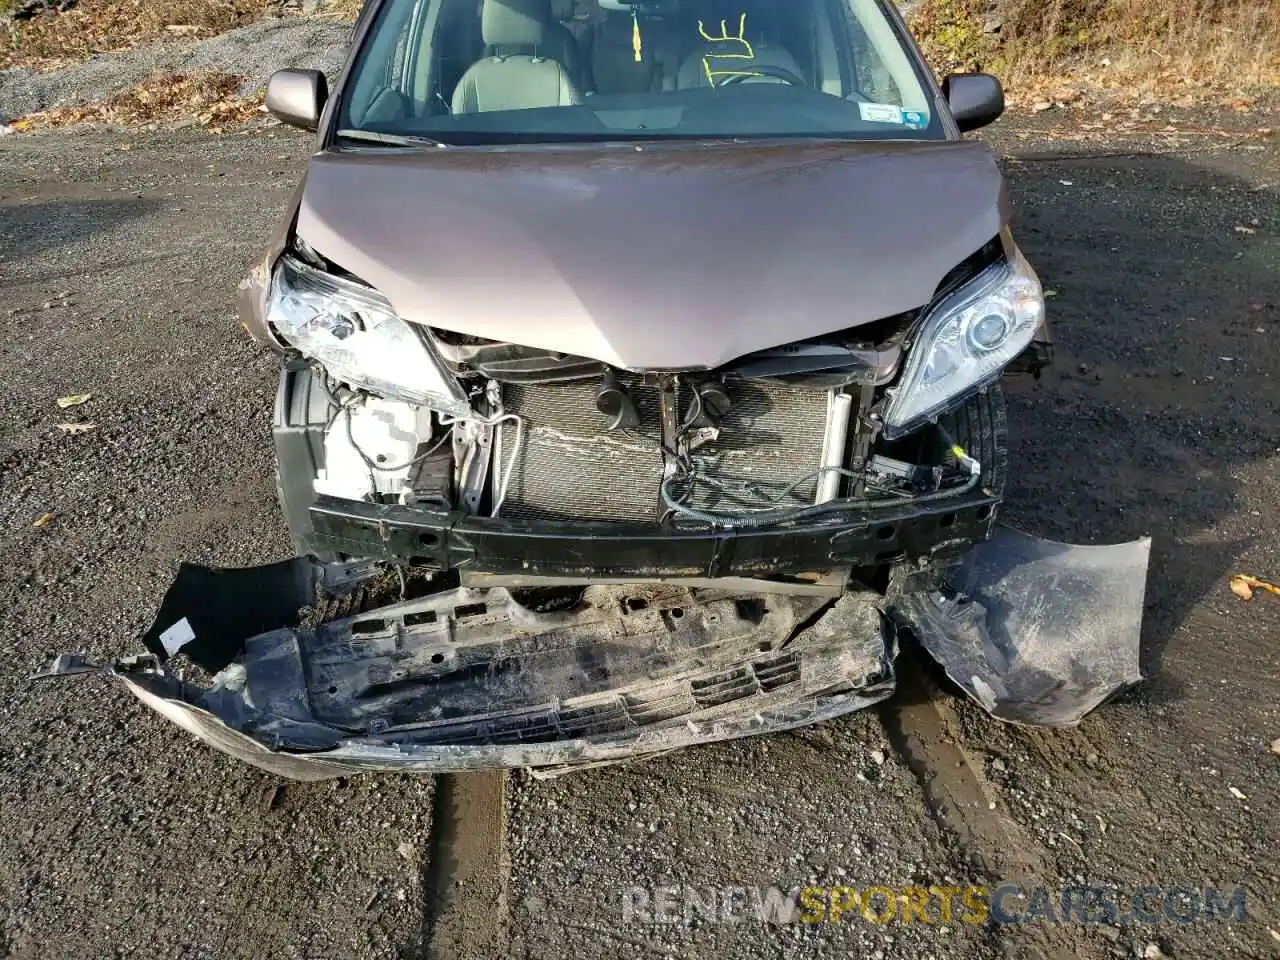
[943,73,1005,132]
[265,69,329,131]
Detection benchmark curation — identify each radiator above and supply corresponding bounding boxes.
[499,377,830,523]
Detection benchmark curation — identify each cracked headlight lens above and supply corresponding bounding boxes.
[882,249,1043,438]
[267,255,470,415]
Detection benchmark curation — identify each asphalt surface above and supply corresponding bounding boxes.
[1,112,1277,960]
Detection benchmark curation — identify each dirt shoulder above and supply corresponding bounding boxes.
[0,124,433,959]
[971,112,1279,959]
[0,15,351,122]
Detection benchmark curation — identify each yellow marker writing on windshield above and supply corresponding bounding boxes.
[698,13,761,86]
[632,9,643,62]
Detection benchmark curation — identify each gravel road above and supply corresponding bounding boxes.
[0,113,1277,960]
[0,18,353,119]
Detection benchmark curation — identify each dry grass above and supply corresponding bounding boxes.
[911,0,1280,102]
[324,0,365,19]
[1,0,268,70]
[2,0,364,71]
[12,70,262,130]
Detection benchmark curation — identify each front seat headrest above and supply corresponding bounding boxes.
[483,0,553,48]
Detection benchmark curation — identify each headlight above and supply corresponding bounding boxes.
[266,255,470,415]
[882,249,1043,438]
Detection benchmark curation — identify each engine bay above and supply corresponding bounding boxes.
[289,360,990,533]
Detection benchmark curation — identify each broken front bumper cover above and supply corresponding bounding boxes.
[43,528,1150,779]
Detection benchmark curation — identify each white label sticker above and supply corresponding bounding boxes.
[159,617,196,657]
[859,102,905,124]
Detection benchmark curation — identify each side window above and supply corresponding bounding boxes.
[842,0,931,113]
[345,0,486,126]
[848,18,902,104]
[434,0,485,109]
[346,0,422,126]
[388,14,412,89]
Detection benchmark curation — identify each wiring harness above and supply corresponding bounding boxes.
[660,424,983,530]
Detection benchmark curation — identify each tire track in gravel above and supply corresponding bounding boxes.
[880,656,1080,958]
[881,656,1049,882]
[419,771,510,960]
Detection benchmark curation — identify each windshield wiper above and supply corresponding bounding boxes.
[335,129,446,148]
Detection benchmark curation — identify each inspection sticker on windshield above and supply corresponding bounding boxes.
[902,110,928,129]
[859,102,905,124]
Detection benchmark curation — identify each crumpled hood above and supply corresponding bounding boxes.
[296,138,1007,370]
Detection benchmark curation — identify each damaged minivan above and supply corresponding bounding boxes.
[47,0,1152,778]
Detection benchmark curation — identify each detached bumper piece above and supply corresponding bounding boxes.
[42,528,1150,778]
[897,528,1151,727]
[45,569,895,780]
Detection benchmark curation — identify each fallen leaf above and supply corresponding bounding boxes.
[1228,786,1247,801]
[1060,179,1075,186]
[1230,574,1280,600]
[57,422,97,435]
[1270,928,1280,945]
[1234,225,1257,235]
[33,512,55,528]
[1269,738,1280,756]
[1230,576,1254,600]
[56,393,93,408]
[1044,289,1060,298]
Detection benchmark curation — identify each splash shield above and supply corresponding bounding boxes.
[40,564,898,780]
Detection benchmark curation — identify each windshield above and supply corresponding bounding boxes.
[339,0,940,144]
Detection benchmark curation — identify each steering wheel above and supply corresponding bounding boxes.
[717,64,808,87]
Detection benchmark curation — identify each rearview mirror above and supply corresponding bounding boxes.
[265,69,329,131]
[943,73,1005,133]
